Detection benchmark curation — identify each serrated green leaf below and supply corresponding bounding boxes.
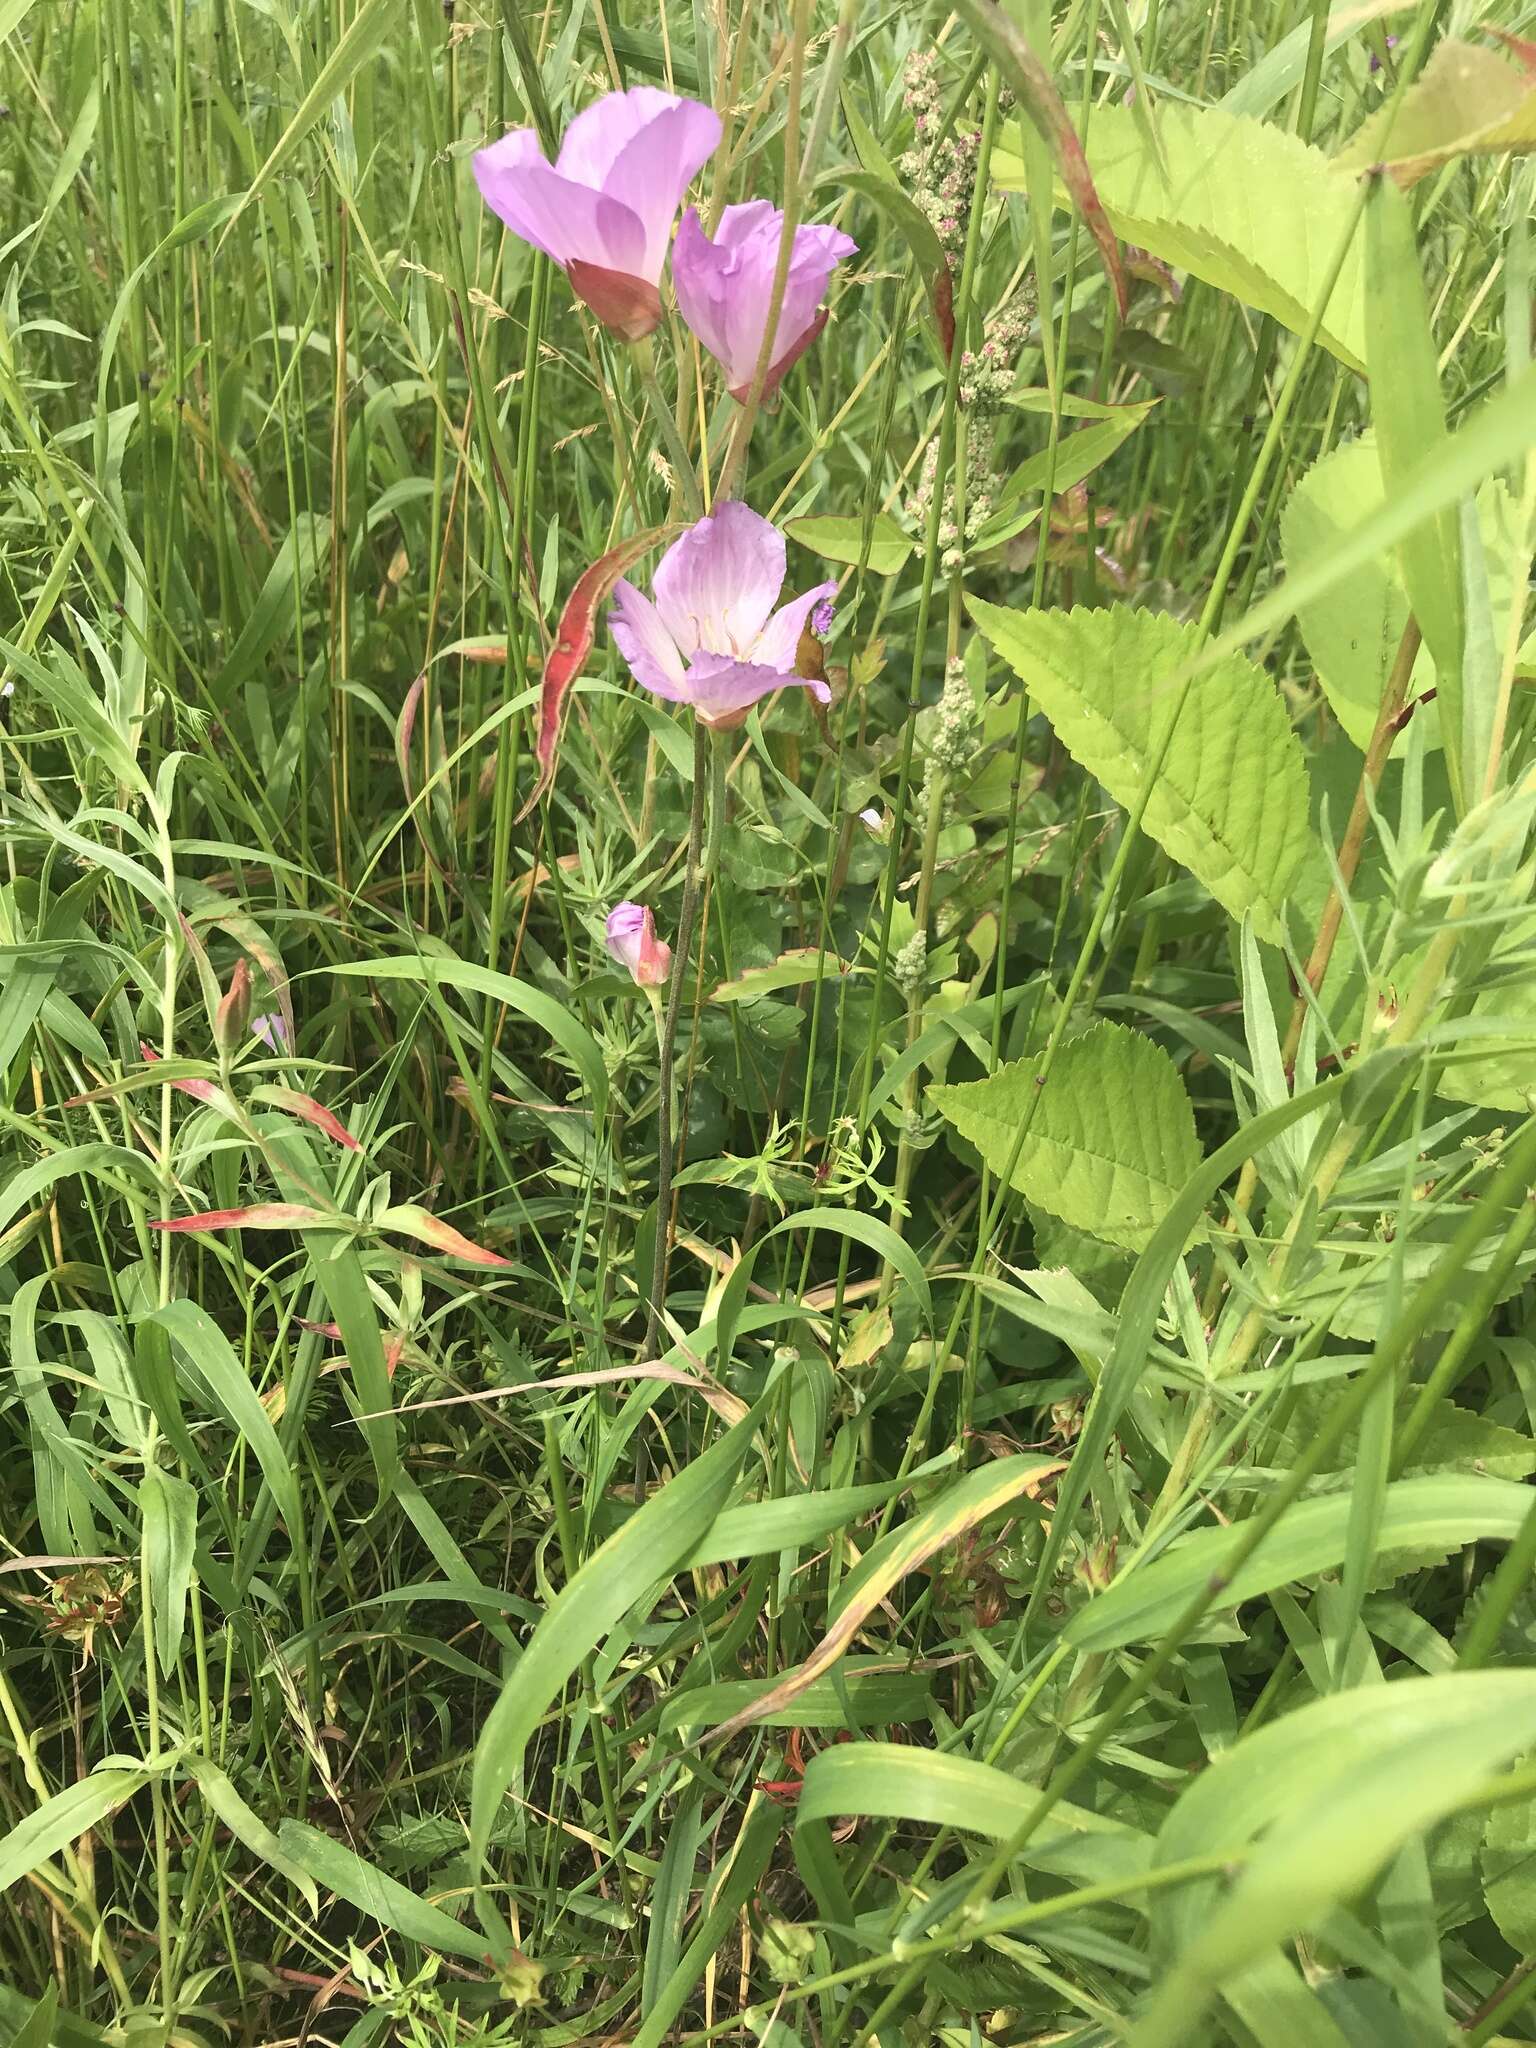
[1336,38,1536,187]
[931,1021,1203,1252]
[996,102,1367,370]
[1482,1790,1536,1951]
[969,600,1314,939]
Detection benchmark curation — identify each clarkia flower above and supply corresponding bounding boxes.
[672,202,856,400]
[606,902,672,986]
[252,1013,288,1051]
[609,502,837,730]
[473,88,721,341]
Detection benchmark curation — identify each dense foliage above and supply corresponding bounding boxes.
[3,2,1536,2044]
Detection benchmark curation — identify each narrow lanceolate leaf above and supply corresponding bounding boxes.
[702,1457,1059,1743]
[969,599,1314,940]
[275,1819,484,1959]
[953,0,1128,319]
[0,1771,148,1892]
[1137,1673,1536,2047]
[149,1203,339,1234]
[255,1087,362,1152]
[1364,173,1464,798]
[181,1757,319,1912]
[514,524,677,824]
[376,1204,512,1268]
[932,1023,1203,1252]
[786,510,914,577]
[1065,1472,1533,1651]
[470,1404,762,1868]
[139,1466,196,1673]
[828,168,954,354]
[797,1743,1151,1874]
[710,949,852,1003]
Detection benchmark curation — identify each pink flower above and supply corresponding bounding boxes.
[672,202,856,399]
[608,502,837,730]
[473,88,721,341]
[606,902,672,986]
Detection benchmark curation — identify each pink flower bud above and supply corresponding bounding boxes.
[214,959,251,1056]
[606,902,672,986]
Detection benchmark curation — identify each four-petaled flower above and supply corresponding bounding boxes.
[606,902,672,986]
[473,88,721,341]
[609,503,837,730]
[673,203,856,399]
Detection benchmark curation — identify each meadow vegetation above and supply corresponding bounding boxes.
[4,0,1536,2043]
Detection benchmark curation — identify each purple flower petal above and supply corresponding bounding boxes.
[609,579,689,700]
[650,501,785,660]
[681,653,830,728]
[754,579,839,673]
[473,130,646,273]
[602,98,724,279]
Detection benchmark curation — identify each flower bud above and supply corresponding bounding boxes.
[214,959,251,1056]
[605,902,671,987]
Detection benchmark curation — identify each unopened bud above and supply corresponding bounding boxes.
[214,959,251,1055]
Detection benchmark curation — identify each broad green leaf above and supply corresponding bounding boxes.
[1364,174,1464,797]
[1066,1473,1533,1651]
[1336,38,1536,187]
[139,1466,196,1674]
[275,1819,483,1958]
[932,1021,1203,1253]
[181,1757,319,1912]
[470,1405,761,1867]
[2,1985,58,2048]
[1482,1791,1536,1951]
[1137,1673,1536,2045]
[0,1770,148,1892]
[996,102,1367,370]
[1281,439,1419,750]
[785,512,913,578]
[968,600,1314,940]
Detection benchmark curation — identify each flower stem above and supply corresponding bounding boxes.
[645,722,725,1351]
[632,333,704,520]
[715,0,811,503]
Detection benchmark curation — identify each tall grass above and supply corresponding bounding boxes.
[3,1,1536,2043]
